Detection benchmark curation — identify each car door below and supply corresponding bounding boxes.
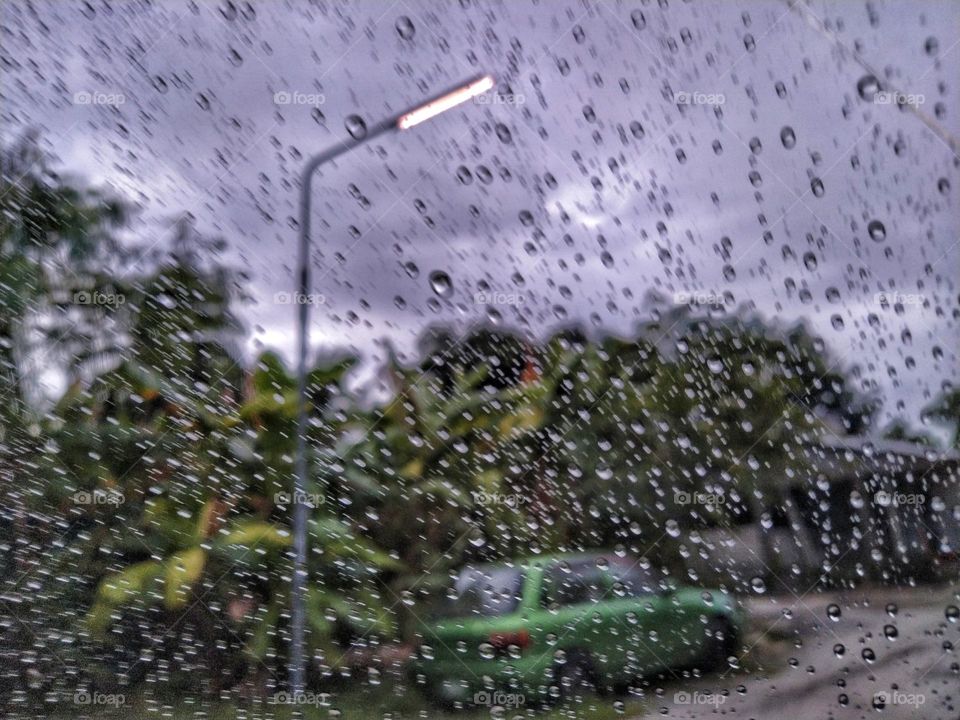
[602,561,683,679]
[539,560,616,677]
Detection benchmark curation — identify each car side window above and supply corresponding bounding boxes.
[541,562,610,608]
[609,564,658,598]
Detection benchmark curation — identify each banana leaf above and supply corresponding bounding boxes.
[164,547,206,609]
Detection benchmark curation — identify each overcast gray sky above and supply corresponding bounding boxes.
[2,0,958,431]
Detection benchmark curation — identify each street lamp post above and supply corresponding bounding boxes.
[290,74,494,696]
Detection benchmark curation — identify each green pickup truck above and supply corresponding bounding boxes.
[409,552,743,706]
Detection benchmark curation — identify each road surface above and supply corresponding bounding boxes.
[633,585,959,719]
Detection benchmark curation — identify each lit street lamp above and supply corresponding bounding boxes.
[290,74,494,695]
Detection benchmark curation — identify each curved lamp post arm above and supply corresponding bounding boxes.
[295,115,394,406]
[290,73,493,696]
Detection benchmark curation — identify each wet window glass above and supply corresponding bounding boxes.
[1,0,958,718]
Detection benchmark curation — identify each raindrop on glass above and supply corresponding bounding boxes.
[780,126,796,149]
[867,220,886,242]
[429,270,453,298]
[395,15,415,40]
[345,115,367,140]
[857,75,881,101]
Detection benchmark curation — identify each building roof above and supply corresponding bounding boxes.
[816,434,960,463]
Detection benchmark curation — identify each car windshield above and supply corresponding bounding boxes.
[432,567,524,619]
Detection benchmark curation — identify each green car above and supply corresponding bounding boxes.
[409,552,744,706]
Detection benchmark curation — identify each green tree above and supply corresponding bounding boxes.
[0,131,128,403]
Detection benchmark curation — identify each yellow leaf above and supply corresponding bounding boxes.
[196,497,228,541]
[219,521,291,548]
[165,548,206,609]
[96,560,163,606]
[86,560,163,637]
[499,405,544,436]
[400,457,424,479]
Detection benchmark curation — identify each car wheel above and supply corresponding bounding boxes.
[553,649,598,701]
[698,616,738,672]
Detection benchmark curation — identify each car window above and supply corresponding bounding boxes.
[542,561,611,608]
[433,566,524,618]
[609,562,659,598]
